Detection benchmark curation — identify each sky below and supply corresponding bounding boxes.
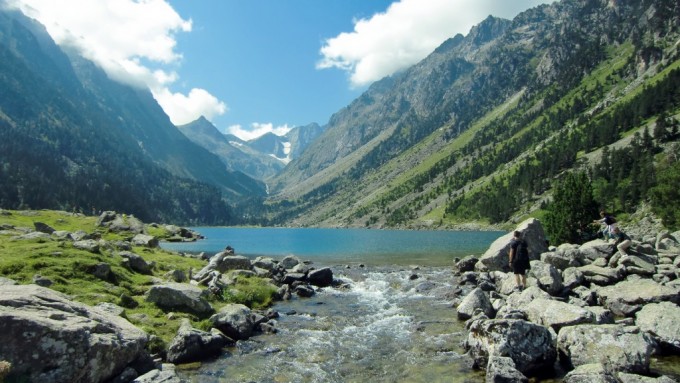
[6,0,553,141]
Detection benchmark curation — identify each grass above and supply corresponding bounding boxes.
[0,209,278,349]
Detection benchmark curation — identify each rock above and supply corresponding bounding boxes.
[563,363,618,383]
[485,355,528,383]
[13,231,51,241]
[308,267,333,287]
[0,285,148,383]
[541,249,582,270]
[89,262,113,281]
[295,284,315,297]
[280,255,302,270]
[577,264,624,286]
[166,319,229,364]
[529,260,563,295]
[454,255,479,273]
[0,277,17,286]
[635,302,680,352]
[476,218,549,272]
[561,267,585,291]
[595,279,680,317]
[617,372,678,382]
[33,222,55,234]
[132,363,181,383]
[73,239,100,253]
[464,318,556,374]
[209,303,255,341]
[145,283,213,317]
[252,256,277,272]
[32,274,53,287]
[120,251,154,274]
[579,240,616,262]
[557,324,655,373]
[193,251,251,282]
[457,287,495,320]
[524,298,596,333]
[131,234,158,248]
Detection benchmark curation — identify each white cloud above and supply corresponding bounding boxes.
[226,123,292,141]
[7,0,226,126]
[318,0,553,87]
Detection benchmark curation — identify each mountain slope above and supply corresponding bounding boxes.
[263,0,680,229]
[177,117,285,180]
[0,8,263,224]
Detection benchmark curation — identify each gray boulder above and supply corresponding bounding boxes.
[563,363,617,383]
[529,260,563,295]
[145,283,213,317]
[209,303,255,341]
[131,234,158,248]
[464,318,556,374]
[0,285,148,383]
[557,324,655,373]
[454,255,479,273]
[524,298,596,333]
[577,264,624,286]
[120,251,154,274]
[476,218,549,273]
[73,239,101,253]
[485,355,528,383]
[280,255,302,270]
[635,302,680,352]
[33,222,55,234]
[166,319,230,364]
[132,364,181,383]
[457,287,495,320]
[595,279,680,317]
[308,267,333,287]
[579,240,616,262]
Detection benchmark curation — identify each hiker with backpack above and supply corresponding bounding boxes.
[593,210,617,240]
[508,231,530,291]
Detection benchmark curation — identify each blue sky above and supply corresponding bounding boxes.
[7,0,553,140]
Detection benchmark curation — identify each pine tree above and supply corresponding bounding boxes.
[545,171,599,245]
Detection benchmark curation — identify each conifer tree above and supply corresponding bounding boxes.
[545,171,599,245]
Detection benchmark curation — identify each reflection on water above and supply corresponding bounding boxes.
[179,266,485,383]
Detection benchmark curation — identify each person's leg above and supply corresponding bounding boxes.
[514,273,521,288]
[520,274,527,289]
[618,239,631,256]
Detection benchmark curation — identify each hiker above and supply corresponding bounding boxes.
[612,227,632,258]
[593,210,617,239]
[508,231,530,291]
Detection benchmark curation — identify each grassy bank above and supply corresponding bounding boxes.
[0,209,276,351]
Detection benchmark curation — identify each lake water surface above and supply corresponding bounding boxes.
[160,227,505,266]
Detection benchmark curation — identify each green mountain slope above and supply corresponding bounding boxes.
[262,0,680,230]
[0,9,265,225]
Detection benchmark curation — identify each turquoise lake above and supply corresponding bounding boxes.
[160,227,505,266]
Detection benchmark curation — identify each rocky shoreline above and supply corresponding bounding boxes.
[453,218,680,382]
[1,211,679,382]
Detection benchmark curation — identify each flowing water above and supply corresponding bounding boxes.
[178,266,485,383]
[163,228,502,382]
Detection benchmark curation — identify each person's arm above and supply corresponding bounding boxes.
[508,247,514,265]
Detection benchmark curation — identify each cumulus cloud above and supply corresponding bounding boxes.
[318,0,552,87]
[7,0,226,125]
[226,123,293,142]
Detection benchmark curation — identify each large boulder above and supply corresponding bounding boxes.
[464,318,556,374]
[457,287,495,320]
[308,267,333,287]
[209,303,255,341]
[524,298,596,333]
[529,260,563,295]
[0,285,148,383]
[635,302,680,352]
[595,279,680,317]
[557,324,655,374]
[120,251,154,274]
[476,218,549,272]
[166,319,230,364]
[579,240,615,262]
[145,283,213,317]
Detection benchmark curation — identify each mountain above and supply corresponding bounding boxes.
[262,0,680,229]
[177,117,284,181]
[0,8,265,224]
[179,118,324,180]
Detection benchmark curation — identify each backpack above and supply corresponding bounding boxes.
[516,240,529,262]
